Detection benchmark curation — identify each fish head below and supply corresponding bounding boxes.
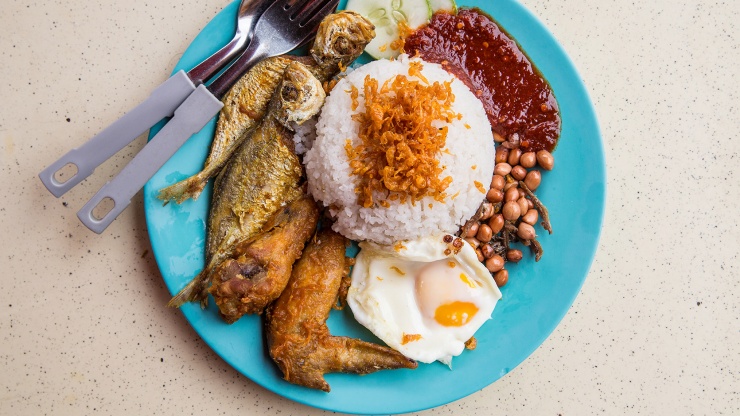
[273,62,326,128]
[310,11,375,72]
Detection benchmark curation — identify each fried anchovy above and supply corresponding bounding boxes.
[529,238,544,262]
[460,201,493,237]
[517,180,553,234]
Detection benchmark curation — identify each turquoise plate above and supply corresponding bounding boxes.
[144,0,605,413]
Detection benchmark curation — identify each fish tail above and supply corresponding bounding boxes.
[157,173,209,205]
[167,270,210,309]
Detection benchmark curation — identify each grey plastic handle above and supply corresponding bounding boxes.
[76,85,224,234]
[38,70,196,197]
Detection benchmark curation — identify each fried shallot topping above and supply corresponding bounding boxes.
[344,72,458,208]
[408,60,428,84]
[390,20,414,52]
[402,333,423,345]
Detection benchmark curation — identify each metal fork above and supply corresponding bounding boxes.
[74,0,339,234]
[208,0,340,98]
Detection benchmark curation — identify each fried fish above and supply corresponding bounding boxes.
[157,11,375,204]
[167,61,325,309]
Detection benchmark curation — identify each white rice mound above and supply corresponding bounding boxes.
[304,55,495,245]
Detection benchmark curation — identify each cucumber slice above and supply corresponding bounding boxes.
[427,0,457,14]
[345,0,432,59]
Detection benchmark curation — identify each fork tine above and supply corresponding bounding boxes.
[208,0,339,98]
[284,0,318,20]
[298,0,339,28]
[295,0,336,22]
[282,0,313,13]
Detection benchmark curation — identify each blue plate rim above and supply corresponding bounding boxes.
[143,0,606,413]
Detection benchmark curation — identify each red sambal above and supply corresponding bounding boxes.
[405,9,561,152]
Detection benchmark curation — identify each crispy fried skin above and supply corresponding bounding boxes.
[157,11,375,205]
[167,63,324,310]
[156,57,295,204]
[208,196,319,323]
[265,229,417,392]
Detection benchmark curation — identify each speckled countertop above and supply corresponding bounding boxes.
[2,0,738,414]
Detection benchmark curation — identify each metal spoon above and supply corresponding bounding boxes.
[187,0,272,85]
[39,0,271,198]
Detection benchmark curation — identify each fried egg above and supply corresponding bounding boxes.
[347,234,502,365]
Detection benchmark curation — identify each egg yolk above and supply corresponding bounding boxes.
[434,301,479,327]
[415,259,482,327]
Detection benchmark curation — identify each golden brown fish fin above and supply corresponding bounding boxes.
[167,268,211,309]
[157,171,210,205]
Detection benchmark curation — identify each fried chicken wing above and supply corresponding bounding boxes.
[208,196,319,323]
[265,229,417,392]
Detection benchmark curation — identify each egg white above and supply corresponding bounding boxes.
[347,235,502,365]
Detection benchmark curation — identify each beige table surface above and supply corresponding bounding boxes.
[2,0,738,414]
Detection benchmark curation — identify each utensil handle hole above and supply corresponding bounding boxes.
[92,197,115,221]
[54,163,79,184]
